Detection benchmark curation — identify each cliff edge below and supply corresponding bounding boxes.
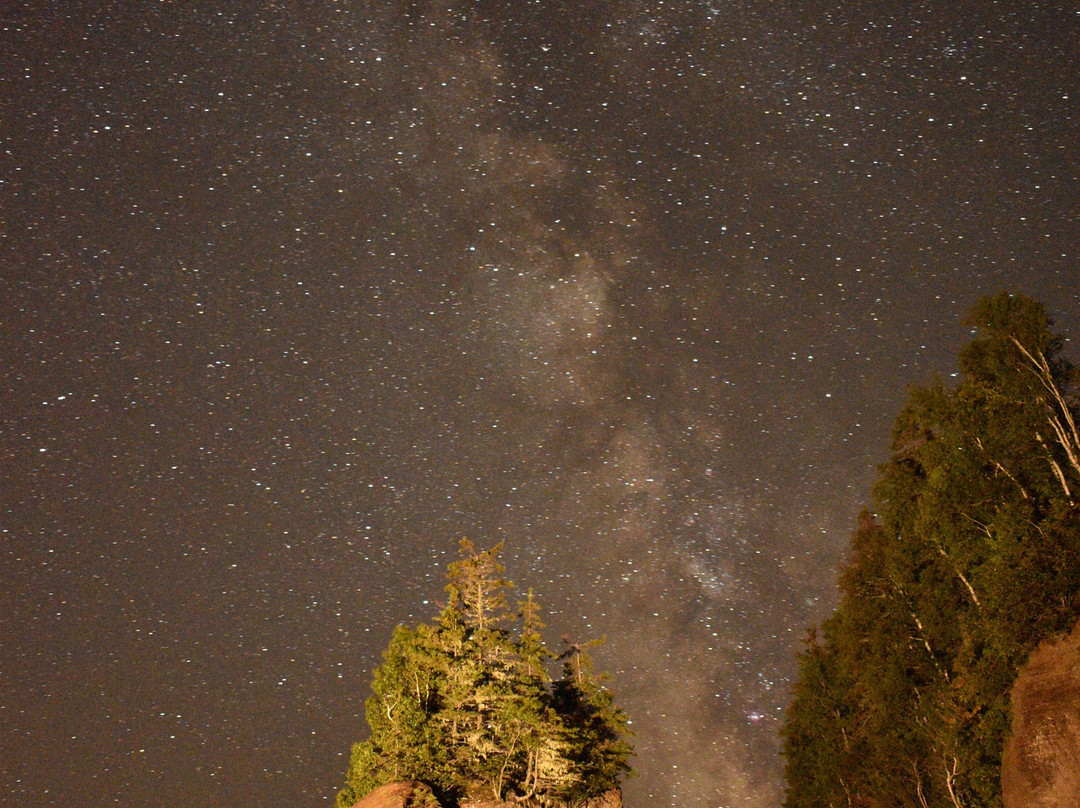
[1001,618,1080,808]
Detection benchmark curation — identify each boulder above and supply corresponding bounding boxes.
[1001,619,1080,808]
[351,780,440,808]
[357,781,622,808]
[580,789,623,808]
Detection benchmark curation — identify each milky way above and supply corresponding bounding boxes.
[3,3,1079,807]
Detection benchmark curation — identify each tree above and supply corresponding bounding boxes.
[551,640,634,802]
[335,541,632,807]
[444,539,512,633]
[335,624,452,808]
[781,623,860,808]
[783,293,1080,808]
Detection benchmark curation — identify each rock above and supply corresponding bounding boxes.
[359,781,622,808]
[458,799,504,808]
[580,788,623,808]
[358,782,624,808]
[351,780,440,808]
[1001,619,1080,808]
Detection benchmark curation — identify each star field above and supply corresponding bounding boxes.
[2,3,1079,807]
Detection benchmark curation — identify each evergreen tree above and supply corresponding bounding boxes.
[335,624,452,808]
[335,541,632,807]
[782,293,1080,808]
[782,622,859,808]
[551,641,634,802]
[444,539,512,632]
[435,540,524,796]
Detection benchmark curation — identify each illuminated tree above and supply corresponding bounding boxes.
[335,541,632,806]
[783,293,1080,808]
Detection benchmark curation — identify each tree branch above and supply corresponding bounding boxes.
[942,754,964,808]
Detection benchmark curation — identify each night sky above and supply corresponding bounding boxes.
[3,2,1079,807]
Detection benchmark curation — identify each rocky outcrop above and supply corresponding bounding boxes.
[351,781,440,808]
[352,782,622,808]
[461,790,621,808]
[580,789,623,808]
[1001,619,1080,808]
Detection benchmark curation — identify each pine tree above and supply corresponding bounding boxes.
[551,641,634,802]
[781,622,860,808]
[335,541,632,807]
[444,539,512,633]
[335,624,452,807]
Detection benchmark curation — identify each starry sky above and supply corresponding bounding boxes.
[2,2,1079,807]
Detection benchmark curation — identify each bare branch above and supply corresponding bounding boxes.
[942,754,965,808]
[912,760,930,808]
[1010,336,1080,487]
[1036,432,1074,502]
[936,545,981,609]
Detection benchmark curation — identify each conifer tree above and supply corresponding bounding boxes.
[552,641,634,801]
[335,623,451,808]
[335,541,632,807]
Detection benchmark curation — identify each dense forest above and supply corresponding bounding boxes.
[335,540,632,808]
[782,293,1080,807]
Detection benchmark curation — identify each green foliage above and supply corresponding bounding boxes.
[551,643,634,802]
[335,540,632,807]
[782,293,1080,808]
[335,741,384,808]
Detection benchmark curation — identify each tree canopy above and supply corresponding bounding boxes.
[782,293,1080,808]
[335,540,632,808]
